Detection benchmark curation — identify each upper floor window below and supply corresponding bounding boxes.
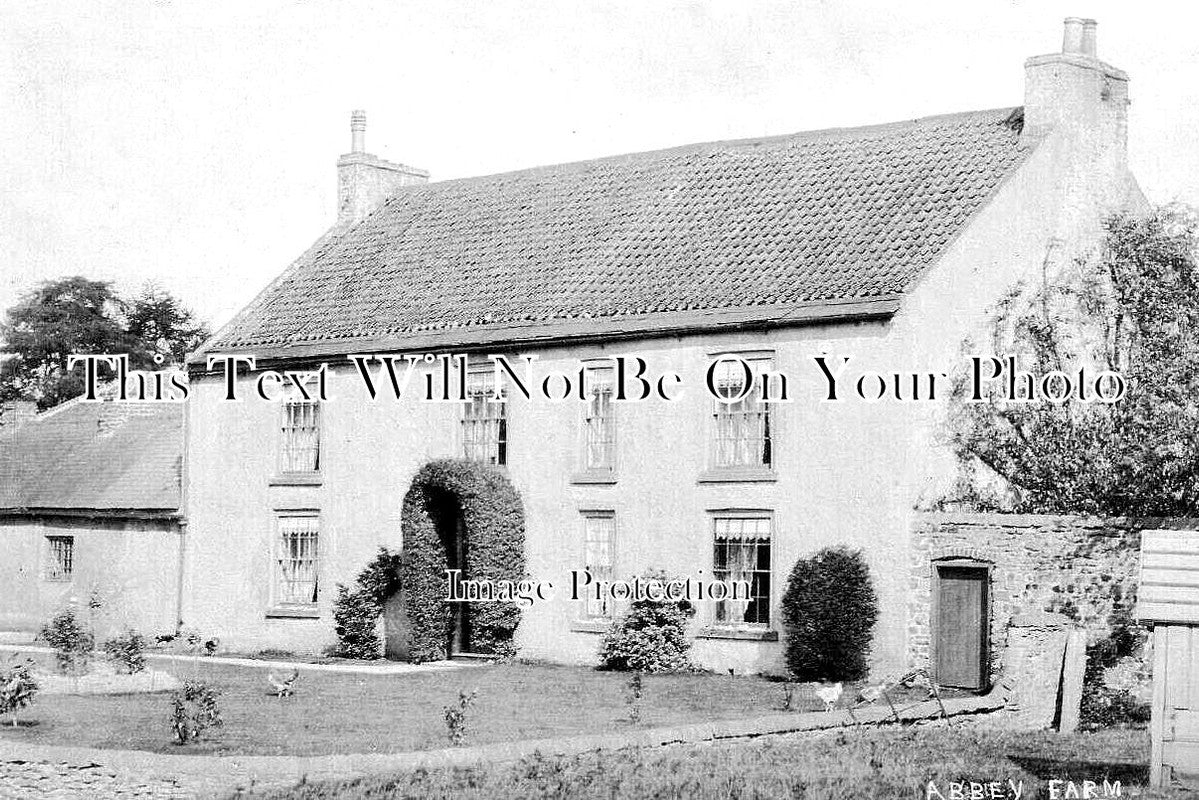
[581,365,616,474]
[710,356,773,470]
[582,512,616,619]
[276,514,319,607]
[462,369,507,465]
[712,514,772,627]
[44,535,74,581]
[280,400,320,473]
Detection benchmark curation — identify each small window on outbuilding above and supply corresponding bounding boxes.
[45,536,74,581]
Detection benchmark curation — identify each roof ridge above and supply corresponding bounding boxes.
[388,106,1023,193]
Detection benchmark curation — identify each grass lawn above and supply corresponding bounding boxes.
[0,657,839,756]
[245,727,1183,800]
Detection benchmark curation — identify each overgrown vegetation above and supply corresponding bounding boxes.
[103,629,147,674]
[1079,608,1151,731]
[598,570,695,673]
[781,546,878,682]
[170,680,223,744]
[0,656,39,727]
[237,728,1165,800]
[400,459,526,662]
[331,547,402,659]
[944,207,1199,516]
[40,606,94,675]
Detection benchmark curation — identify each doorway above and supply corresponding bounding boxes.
[430,488,471,655]
[933,562,990,691]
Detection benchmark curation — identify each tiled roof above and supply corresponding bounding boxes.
[0,401,181,513]
[205,107,1032,358]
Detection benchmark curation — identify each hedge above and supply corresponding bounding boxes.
[400,458,526,662]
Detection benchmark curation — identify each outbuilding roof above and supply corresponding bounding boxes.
[0,401,181,514]
[203,106,1032,360]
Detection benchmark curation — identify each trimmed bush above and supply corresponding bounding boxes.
[332,548,402,659]
[598,570,695,673]
[782,546,878,682]
[400,459,526,662]
[40,606,94,675]
[103,629,147,674]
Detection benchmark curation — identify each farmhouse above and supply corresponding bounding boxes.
[177,19,1142,676]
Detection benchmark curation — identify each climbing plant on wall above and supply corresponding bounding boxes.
[400,458,527,662]
[332,546,403,659]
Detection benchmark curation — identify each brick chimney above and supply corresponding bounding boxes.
[1023,18,1133,218]
[336,110,428,225]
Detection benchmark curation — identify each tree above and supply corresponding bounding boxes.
[126,283,210,369]
[0,277,210,409]
[0,277,139,408]
[944,206,1199,516]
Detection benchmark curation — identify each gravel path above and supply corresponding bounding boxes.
[0,759,197,799]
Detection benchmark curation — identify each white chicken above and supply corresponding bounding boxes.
[858,680,890,705]
[815,681,843,712]
[267,668,300,698]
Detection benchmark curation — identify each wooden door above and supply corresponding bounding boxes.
[935,565,988,690]
[1155,624,1199,785]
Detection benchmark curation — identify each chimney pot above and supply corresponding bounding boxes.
[1062,17,1085,55]
[351,109,366,153]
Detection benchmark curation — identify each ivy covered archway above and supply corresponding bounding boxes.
[398,458,526,662]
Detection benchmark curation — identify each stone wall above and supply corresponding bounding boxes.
[908,513,1199,682]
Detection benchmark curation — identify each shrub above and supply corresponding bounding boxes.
[170,680,223,744]
[782,546,878,682]
[332,548,402,659]
[598,570,695,673]
[40,606,94,675]
[103,630,147,674]
[624,672,644,724]
[1079,617,1150,731]
[401,459,526,662]
[443,688,478,746]
[0,656,38,727]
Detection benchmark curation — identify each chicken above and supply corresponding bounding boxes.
[858,680,890,705]
[267,668,300,698]
[815,681,843,712]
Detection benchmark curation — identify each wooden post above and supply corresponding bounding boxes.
[1151,625,1168,788]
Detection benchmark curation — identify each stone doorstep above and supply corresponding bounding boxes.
[0,685,1011,797]
[0,643,476,676]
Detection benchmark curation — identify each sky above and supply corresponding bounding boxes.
[2,1,1198,332]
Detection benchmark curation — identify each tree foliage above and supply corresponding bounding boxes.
[945,208,1199,516]
[0,277,209,408]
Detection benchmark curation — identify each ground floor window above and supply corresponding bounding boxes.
[712,515,771,626]
[276,515,319,606]
[582,512,616,619]
[44,535,74,581]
